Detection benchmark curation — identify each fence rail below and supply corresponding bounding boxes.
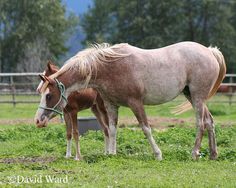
[0,73,235,106]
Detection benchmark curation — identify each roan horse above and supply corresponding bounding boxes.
[35,61,109,160]
[35,42,226,160]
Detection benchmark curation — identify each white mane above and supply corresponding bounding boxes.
[50,43,130,83]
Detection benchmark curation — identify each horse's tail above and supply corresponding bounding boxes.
[172,47,226,115]
[207,47,226,98]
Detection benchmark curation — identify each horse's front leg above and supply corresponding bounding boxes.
[64,112,72,158]
[104,102,119,155]
[71,112,82,160]
[128,98,162,160]
[91,105,109,154]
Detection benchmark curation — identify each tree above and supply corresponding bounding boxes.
[81,0,236,73]
[80,0,116,45]
[0,0,77,72]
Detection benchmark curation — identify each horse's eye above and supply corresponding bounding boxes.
[46,94,52,101]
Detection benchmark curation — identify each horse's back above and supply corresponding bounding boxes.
[115,42,220,105]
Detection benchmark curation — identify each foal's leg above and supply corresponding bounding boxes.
[203,106,218,160]
[128,99,162,160]
[71,112,82,160]
[64,112,72,158]
[91,105,109,154]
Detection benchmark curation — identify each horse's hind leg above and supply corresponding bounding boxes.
[203,106,218,159]
[182,87,205,159]
[128,99,162,160]
[191,99,206,160]
[184,82,217,160]
[191,99,218,160]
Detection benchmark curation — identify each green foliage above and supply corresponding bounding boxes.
[1,125,235,161]
[0,0,77,72]
[0,100,235,187]
[0,125,235,187]
[81,0,236,73]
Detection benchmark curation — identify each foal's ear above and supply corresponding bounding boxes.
[39,74,46,81]
[44,75,55,85]
[39,74,54,84]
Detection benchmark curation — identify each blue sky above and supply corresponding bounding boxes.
[62,0,92,15]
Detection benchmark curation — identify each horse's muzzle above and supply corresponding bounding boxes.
[35,116,48,128]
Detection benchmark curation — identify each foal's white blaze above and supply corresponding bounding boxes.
[34,88,50,127]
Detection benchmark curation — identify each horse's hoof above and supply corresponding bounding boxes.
[192,151,200,160]
[108,151,117,155]
[74,156,82,161]
[65,155,72,159]
[154,152,162,161]
[209,151,218,160]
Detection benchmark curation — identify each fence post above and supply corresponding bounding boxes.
[228,76,233,106]
[10,76,16,107]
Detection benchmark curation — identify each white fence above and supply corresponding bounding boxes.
[0,73,235,106]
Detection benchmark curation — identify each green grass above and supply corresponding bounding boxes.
[0,96,235,187]
[0,95,235,122]
[0,125,235,187]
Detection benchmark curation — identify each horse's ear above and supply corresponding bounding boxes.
[47,60,59,72]
[39,74,46,81]
[47,60,54,71]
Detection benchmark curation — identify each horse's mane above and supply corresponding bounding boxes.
[50,43,130,85]
[38,43,130,92]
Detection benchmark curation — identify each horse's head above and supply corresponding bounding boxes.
[35,75,67,128]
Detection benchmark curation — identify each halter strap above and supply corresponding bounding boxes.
[39,79,67,119]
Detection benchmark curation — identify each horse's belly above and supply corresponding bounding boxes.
[144,92,179,105]
[143,78,185,105]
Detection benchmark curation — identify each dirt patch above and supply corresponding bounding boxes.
[0,156,56,164]
[118,117,195,130]
[0,116,233,129]
[0,117,62,126]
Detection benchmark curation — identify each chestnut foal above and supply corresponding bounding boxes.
[36,62,109,160]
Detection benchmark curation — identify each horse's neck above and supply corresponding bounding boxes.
[57,70,79,96]
[57,69,95,98]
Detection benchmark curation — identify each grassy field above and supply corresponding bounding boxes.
[0,95,235,122]
[0,97,235,187]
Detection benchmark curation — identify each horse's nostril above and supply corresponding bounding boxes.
[36,119,39,124]
[41,115,46,122]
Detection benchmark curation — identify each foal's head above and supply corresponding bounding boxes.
[36,61,59,93]
[35,61,66,128]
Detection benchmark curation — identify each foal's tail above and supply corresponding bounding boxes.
[172,47,226,115]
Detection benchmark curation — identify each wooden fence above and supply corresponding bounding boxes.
[0,73,236,106]
[0,73,41,106]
